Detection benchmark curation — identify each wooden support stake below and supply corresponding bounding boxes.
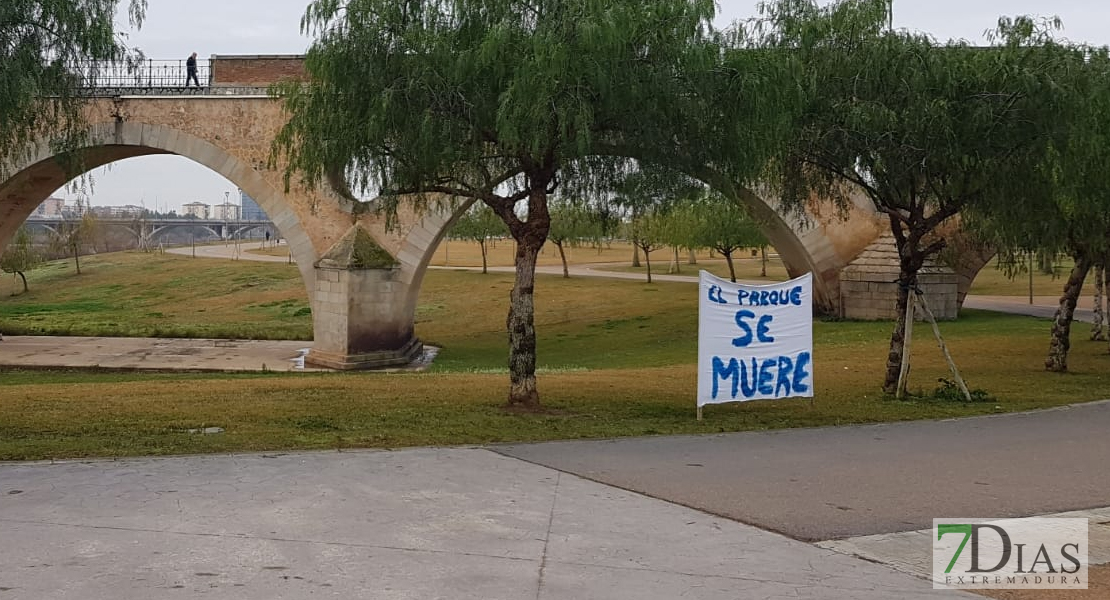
[895,291,915,399]
[697,405,703,422]
[917,291,972,402]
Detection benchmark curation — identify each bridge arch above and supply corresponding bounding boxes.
[0,120,319,297]
[712,184,884,314]
[148,223,222,242]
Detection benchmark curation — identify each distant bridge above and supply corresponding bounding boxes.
[23,216,275,247]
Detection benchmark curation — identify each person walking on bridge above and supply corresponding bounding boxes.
[185,52,200,88]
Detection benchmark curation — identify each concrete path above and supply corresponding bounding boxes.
[964,295,1096,324]
[817,506,1110,581]
[0,336,318,372]
[495,400,1110,542]
[0,448,970,599]
[165,241,293,263]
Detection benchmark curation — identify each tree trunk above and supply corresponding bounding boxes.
[501,179,554,409]
[632,244,641,268]
[724,249,736,283]
[668,247,680,274]
[688,249,697,265]
[883,271,915,394]
[508,238,542,407]
[1038,250,1055,275]
[1046,254,1092,372]
[479,240,488,274]
[883,231,926,394]
[556,241,569,278]
[1106,267,1110,354]
[73,245,81,275]
[644,246,652,284]
[17,271,27,293]
[1092,265,1105,341]
[760,246,768,277]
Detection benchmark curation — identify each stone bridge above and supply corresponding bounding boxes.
[0,55,986,369]
[24,216,274,248]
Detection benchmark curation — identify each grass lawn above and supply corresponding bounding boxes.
[0,252,313,339]
[968,256,1094,297]
[2,250,1109,461]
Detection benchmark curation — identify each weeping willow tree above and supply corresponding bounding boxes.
[965,46,1110,373]
[0,227,39,293]
[273,0,792,407]
[755,0,1072,393]
[0,1,146,171]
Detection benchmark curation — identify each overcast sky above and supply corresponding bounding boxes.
[59,0,1110,212]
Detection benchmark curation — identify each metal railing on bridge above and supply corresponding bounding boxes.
[75,59,212,93]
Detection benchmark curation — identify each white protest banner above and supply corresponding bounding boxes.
[697,271,814,408]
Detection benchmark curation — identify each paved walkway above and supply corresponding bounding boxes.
[964,295,1096,323]
[496,400,1110,542]
[0,448,971,599]
[0,336,318,372]
[818,505,1110,582]
[165,241,292,263]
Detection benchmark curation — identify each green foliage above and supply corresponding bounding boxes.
[932,379,994,404]
[548,199,606,248]
[667,192,767,255]
[610,166,704,217]
[49,211,99,273]
[965,47,1110,261]
[661,191,767,281]
[274,0,729,204]
[621,212,669,254]
[449,203,508,273]
[0,227,40,293]
[760,0,1070,268]
[0,1,146,170]
[450,203,507,244]
[274,0,745,404]
[752,0,1075,390]
[610,166,698,255]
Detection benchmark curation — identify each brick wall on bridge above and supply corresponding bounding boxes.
[210,55,305,87]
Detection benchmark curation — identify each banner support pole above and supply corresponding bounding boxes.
[697,405,703,421]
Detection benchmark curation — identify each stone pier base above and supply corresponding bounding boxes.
[839,234,959,321]
[305,226,423,370]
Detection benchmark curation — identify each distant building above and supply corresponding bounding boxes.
[32,197,65,218]
[211,203,240,221]
[182,202,209,219]
[89,205,146,219]
[240,191,270,221]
